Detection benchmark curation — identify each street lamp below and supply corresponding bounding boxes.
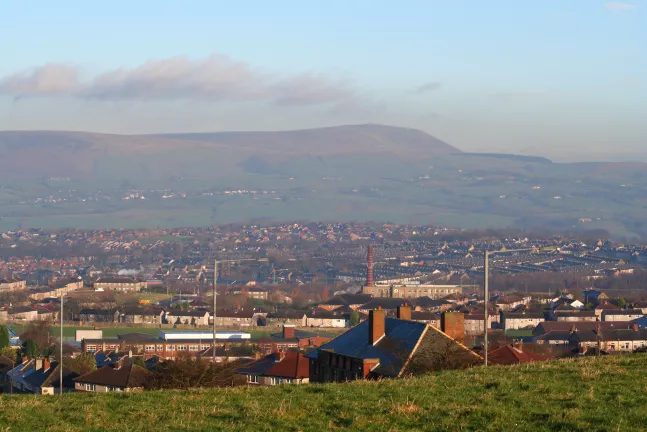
[483,245,558,366]
[212,257,268,363]
[60,293,64,395]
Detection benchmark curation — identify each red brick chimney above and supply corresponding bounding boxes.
[441,312,465,342]
[397,303,411,321]
[283,324,296,339]
[366,245,374,287]
[43,358,50,371]
[633,323,639,332]
[368,308,386,345]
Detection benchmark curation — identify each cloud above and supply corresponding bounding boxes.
[0,54,360,107]
[489,90,559,101]
[410,81,442,94]
[0,63,79,99]
[605,2,635,11]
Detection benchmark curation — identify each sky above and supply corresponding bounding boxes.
[0,0,645,160]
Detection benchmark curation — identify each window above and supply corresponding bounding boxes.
[270,377,283,385]
[145,345,155,352]
[247,375,259,384]
[189,345,199,352]
[156,345,164,351]
[86,345,97,352]
[166,345,176,351]
[178,345,187,351]
[84,383,96,392]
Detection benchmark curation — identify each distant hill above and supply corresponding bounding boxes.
[0,125,460,180]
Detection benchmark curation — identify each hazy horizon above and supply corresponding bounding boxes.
[1,1,645,160]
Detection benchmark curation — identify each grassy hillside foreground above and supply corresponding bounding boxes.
[2,355,647,431]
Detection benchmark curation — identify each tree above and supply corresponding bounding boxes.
[72,352,97,375]
[146,357,241,390]
[350,311,360,327]
[0,324,10,350]
[132,356,147,369]
[617,297,627,308]
[19,321,52,351]
[22,339,40,358]
[0,346,17,362]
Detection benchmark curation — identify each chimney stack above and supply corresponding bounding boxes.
[441,312,465,342]
[633,323,639,332]
[283,324,296,339]
[368,308,386,345]
[397,303,411,321]
[366,245,374,287]
[43,358,50,371]
[35,358,43,371]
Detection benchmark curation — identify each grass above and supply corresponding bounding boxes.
[2,355,647,431]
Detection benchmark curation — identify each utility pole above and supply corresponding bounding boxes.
[60,294,64,395]
[484,251,489,367]
[212,259,218,363]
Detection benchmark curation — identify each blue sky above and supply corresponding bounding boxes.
[0,1,645,159]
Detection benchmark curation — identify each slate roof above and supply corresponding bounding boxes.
[573,329,647,343]
[305,318,428,377]
[358,298,411,310]
[535,330,572,342]
[74,364,151,388]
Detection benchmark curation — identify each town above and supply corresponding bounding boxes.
[2,223,647,394]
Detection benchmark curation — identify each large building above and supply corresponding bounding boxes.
[362,283,463,299]
[94,277,147,292]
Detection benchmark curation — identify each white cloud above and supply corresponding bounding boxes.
[0,54,361,107]
[605,2,635,11]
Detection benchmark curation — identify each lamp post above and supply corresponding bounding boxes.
[212,257,268,363]
[60,294,64,395]
[483,245,558,366]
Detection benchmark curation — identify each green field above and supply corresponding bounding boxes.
[1,355,646,431]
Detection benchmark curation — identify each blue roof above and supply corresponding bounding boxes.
[306,318,427,377]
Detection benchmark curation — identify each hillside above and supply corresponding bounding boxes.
[1,124,647,237]
[1,355,646,431]
[0,125,460,180]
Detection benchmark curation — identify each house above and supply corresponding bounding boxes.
[493,294,531,312]
[553,310,598,322]
[318,294,373,312]
[594,302,621,319]
[164,310,210,326]
[302,310,349,328]
[602,310,644,322]
[0,278,27,291]
[535,331,573,346]
[8,306,39,321]
[74,363,152,392]
[532,321,634,340]
[94,277,147,292]
[488,342,549,365]
[583,289,608,306]
[22,359,79,395]
[264,310,305,327]
[258,324,331,355]
[356,298,411,315]
[78,309,119,323]
[410,311,440,326]
[236,351,310,385]
[569,326,647,353]
[118,308,163,324]
[306,307,481,382]
[212,310,256,327]
[500,311,544,331]
[464,312,501,334]
[633,302,647,315]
